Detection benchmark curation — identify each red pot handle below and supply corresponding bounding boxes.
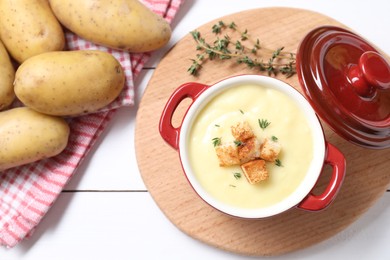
[159,82,209,150]
[297,142,346,211]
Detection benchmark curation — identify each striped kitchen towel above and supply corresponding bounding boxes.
[0,0,184,248]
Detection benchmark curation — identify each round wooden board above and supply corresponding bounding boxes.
[135,7,390,256]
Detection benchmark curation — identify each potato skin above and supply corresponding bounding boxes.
[0,40,15,110]
[0,0,65,63]
[0,107,70,171]
[14,50,125,117]
[49,0,171,52]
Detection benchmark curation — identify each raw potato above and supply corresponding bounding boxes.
[14,50,125,117]
[0,40,15,110]
[49,0,171,52]
[0,0,65,63]
[0,107,70,171]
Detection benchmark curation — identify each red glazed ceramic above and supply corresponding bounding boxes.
[159,75,346,218]
[296,26,390,149]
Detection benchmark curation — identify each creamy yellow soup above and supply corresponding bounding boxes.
[187,84,314,209]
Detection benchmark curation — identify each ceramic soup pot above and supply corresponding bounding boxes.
[159,75,346,218]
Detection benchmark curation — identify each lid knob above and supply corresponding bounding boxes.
[347,51,390,97]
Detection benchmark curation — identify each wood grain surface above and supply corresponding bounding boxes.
[135,7,390,256]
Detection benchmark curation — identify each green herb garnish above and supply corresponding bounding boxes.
[275,159,283,167]
[258,119,271,130]
[239,109,244,114]
[212,137,221,147]
[271,135,278,142]
[234,140,242,147]
[233,172,241,179]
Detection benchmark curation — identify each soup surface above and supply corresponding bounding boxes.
[187,84,314,208]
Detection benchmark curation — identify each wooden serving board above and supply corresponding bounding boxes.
[135,8,390,256]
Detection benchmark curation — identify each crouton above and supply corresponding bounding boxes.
[231,121,254,142]
[215,143,240,167]
[260,138,281,162]
[240,159,268,184]
[238,137,261,164]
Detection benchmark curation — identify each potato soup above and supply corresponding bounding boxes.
[187,84,314,209]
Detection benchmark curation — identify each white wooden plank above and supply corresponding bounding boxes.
[146,0,390,68]
[0,192,389,260]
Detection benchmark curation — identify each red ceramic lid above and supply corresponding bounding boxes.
[296,26,390,149]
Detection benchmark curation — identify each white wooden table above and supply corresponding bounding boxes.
[1,0,389,259]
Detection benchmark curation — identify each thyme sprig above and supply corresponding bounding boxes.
[188,21,296,77]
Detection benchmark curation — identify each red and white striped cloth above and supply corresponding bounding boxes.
[0,0,184,248]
